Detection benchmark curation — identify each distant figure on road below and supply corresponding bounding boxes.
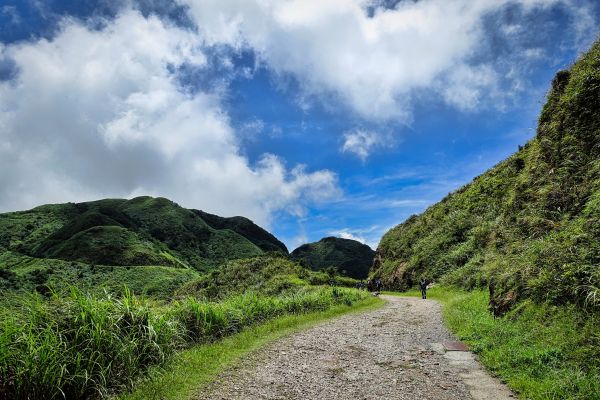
[419,279,428,299]
[375,278,382,292]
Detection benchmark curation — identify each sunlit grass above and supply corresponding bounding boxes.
[121,296,383,400]
[0,286,370,399]
[386,287,600,399]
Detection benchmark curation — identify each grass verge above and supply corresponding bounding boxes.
[120,296,383,400]
[385,287,599,400]
[1,286,370,399]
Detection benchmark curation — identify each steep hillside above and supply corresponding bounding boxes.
[0,196,277,276]
[291,237,375,279]
[372,41,600,314]
[177,254,304,300]
[193,210,288,253]
[176,254,358,301]
[0,250,200,299]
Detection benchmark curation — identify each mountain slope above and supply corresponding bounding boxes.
[193,210,288,253]
[372,40,600,314]
[0,196,270,272]
[291,237,375,279]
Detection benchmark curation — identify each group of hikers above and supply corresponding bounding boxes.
[355,277,429,299]
[355,278,383,292]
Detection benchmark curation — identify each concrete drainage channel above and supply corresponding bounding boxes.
[430,341,515,400]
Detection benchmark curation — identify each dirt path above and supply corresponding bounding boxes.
[197,295,514,400]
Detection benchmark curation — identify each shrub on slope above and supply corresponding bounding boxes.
[176,254,358,301]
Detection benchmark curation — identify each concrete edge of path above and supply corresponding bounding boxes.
[381,295,516,400]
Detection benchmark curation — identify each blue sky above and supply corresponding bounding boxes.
[0,0,598,250]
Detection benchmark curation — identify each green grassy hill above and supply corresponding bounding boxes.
[291,237,375,279]
[0,250,200,299]
[372,40,600,315]
[176,254,358,301]
[0,255,367,400]
[0,219,365,400]
[0,196,289,295]
[193,210,288,253]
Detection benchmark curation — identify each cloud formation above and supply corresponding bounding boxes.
[341,129,386,161]
[180,0,582,121]
[328,226,383,249]
[1,0,596,234]
[0,10,339,225]
[332,229,368,245]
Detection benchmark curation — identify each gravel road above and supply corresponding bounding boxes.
[197,295,514,400]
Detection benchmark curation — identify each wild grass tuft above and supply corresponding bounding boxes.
[0,286,366,399]
[0,288,180,399]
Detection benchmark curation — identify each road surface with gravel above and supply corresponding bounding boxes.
[197,295,514,400]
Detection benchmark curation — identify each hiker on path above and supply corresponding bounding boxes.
[419,279,428,299]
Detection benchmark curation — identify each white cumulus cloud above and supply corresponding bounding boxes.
[180,0,569,121]
[0,10,339,226]
[336,230,367,244]
[329,227,381,249]
[341,129,386,161]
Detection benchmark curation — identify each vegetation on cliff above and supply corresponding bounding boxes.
[373,40,600,400]
[373,41,600,314]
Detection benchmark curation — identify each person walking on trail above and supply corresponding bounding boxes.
[375,278,382,292]
[419,279,428,299]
